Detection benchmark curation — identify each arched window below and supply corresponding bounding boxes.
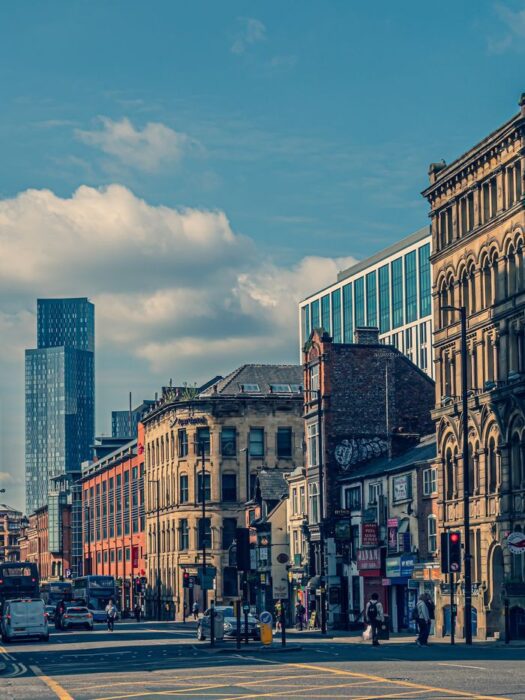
[482,257,492,308]
[461,271,470,315]
[468,443,475,495]
[488,438,498,494]
[445,447,454,500]
[511,432,522,489]
[508,249,517,296]
[491,253,499,303]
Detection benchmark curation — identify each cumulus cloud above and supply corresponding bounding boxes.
[488,3,525,53]
[76,117,193,171]
[231,17,266,54]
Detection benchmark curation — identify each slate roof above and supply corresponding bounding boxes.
[339,433,436,483]
[256,469,289,502]
[0,504,22,515]
[199,364,303,397]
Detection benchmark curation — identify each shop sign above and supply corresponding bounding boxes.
[334,508,352,518]
[386,554,415,579]
[362,523,379,547]
[382,578,391,587]
[357,548,381,576]
[171,416,208,427]
[272,580,289,599]
[392,474,412,501]
[507,531,525,554]
[387,519,398,554]
[363,507,378,524]
[335,520,351,540]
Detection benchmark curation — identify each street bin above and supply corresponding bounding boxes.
[212,609,224,641]
[378,614,390,640]
[259,610,273,645]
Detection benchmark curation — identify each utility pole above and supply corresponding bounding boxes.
[200,440,208,612]
[442,304,472,645]
[148,479,161,621]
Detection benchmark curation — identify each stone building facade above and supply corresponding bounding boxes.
[141,365,304,619]
[0,504,23,563]
[423,94,525,639]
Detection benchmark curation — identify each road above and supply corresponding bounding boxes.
[2,621,525,700]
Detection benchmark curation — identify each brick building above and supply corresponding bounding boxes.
[0,504,23,563]
[18,503,72,580]
[80,424,146,612]
[303,327,435,627]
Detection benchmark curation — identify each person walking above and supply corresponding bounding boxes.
[134,602,142,623]
[295,602,306,631]
[192,601,199,620]
[105,598,118,632]
[364,593,384,646]
[415,594,430,646]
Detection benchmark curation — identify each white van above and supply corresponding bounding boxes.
[1,598,49,642]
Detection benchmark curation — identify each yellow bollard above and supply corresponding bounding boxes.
[259,611,273,645]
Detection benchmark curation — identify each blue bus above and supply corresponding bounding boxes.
[72,576,117,622]
[40,581,73,606]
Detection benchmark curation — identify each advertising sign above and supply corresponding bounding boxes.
[386,554,415,580]
[507,531,525,554]
[335,520,351,540]
[387,519,399,554]
[393,474,411,501]
[357,548,381,576]
[132,545,139,569]
[272,578,289,600]
[361,523,379,547]
[363,507,378,523]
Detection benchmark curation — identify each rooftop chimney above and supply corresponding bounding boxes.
[354,326,380,345]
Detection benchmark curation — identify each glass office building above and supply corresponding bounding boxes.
[25,298,95,514]
[299,227,433,377]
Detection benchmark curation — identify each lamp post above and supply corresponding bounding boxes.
[441,304,472,645]
[303,386,327,635]
[148,479,161,621]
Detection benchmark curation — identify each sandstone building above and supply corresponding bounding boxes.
[423,94,525,639]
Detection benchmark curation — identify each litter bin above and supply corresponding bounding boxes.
[259,611,273,645]
[378,614,390,640]
[212,609,224,641]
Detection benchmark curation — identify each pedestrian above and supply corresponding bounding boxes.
[134,602,141,623]
[55,598,66,630]
[192,601,199,620]
[295,602,305,631]
[105,598,118,632]
[415,594,430,646]
[423,592,435,637]
[275,601,282,631]
[364,593,384,646]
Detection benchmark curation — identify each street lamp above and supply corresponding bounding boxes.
[148,479,162,622]
[303,386,327,635]
[441,304,472,645]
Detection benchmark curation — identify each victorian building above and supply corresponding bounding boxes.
[423,93,525,639]
[141,365,304,619]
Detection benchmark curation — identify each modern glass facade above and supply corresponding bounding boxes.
[299,228,433,377]
[25,298,95,515]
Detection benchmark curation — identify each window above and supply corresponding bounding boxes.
[307,422,318,467]
[241,383,260,393]
[428,516,437,553]
[179,474,189,503]
[309,363,320,392]
[178,429,188,458]
[391,257,404,328]
[354,277,365,327]
[293,530,300,560]
[301,304,311,345]
[368,482,382,505]
[270,384,291,393]
[342,283,353,343]
[222,518,237,549]
[378,265,390,333]
[366,271,377,327]
[198,517,212,549]
[423,467,437,496]
[277,427,293,458]
[197,472,211,502]
[344,485,361,510]
[418,244,431,318]
[299,485,306,514]
[196,427,210,456]
[221,427,237,457]
[125,547,130,561]
[221,473,237,502]
[292,487,298,514]
[310,299,320,329]
[249,428,264,457]
[308,483,319,523]
[331,289,342,343]
[118,549,123,562]
[179,519,189,550]
[321,294,331,333]
[405,251,417,323]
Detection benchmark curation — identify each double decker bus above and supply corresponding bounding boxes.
[40,580,73,606]
[73,575,117,622]
[0,562,40,608]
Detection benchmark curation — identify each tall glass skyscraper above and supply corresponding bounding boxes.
[25,298,95,514]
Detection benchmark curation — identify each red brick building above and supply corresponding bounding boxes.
[80,423,146,611]
[18,504,72,581]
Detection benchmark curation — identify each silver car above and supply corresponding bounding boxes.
[197,605,260,641]
[61,605,94,631]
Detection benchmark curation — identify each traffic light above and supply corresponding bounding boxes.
[183,571,190,588]
[134,577,142,593]
[441,531,462,574]
[236,528,251,571]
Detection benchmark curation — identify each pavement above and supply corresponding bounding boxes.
[1,619,525,699]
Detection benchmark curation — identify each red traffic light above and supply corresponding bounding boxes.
[450,533,460,543]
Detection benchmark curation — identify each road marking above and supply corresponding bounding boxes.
[287,663,510,700]
[29,664,74,700]
[437,663,487,671]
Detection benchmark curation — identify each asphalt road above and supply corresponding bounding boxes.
[2,621,525,700]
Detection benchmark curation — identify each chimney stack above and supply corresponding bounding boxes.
[354,327,380,345]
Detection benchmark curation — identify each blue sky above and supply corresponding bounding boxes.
[1,0,524,510]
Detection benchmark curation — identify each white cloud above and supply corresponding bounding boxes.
[76,117,193,171]
[488,3,525,53]
[231,17,266,54]
[0,184,357,509]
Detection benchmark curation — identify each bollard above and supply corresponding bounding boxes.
[505,598,510,644]
[210,601,215,648]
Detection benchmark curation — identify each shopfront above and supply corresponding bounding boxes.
[384,554,416,632]
[357,547,387,613]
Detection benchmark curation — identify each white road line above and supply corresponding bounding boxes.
[437,662,487,670]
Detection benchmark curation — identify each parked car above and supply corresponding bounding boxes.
[45,605,55,622]
[60,604,94,631]
[197,606,260,641]
[1,598,49,643]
